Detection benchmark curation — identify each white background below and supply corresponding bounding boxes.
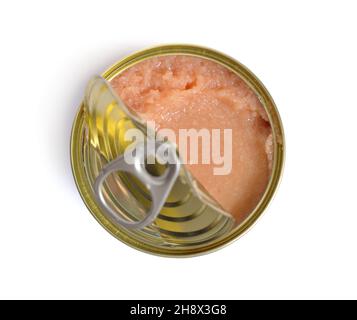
[0,0,356,300]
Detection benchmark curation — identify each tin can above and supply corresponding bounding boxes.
[70,44,285,257]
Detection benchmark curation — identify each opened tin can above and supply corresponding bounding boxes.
[70,44,284,257]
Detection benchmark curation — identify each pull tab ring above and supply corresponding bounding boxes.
[93,141,181,229]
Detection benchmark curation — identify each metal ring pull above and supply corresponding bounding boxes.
[93,141,181,229]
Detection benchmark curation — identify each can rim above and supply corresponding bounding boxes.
[70,44,285,257]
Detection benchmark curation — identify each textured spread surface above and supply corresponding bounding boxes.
[111,55,272,222]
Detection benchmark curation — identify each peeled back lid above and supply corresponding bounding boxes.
[83,75,235,246]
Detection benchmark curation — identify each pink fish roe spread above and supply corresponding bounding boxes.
[111,55,273,223]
